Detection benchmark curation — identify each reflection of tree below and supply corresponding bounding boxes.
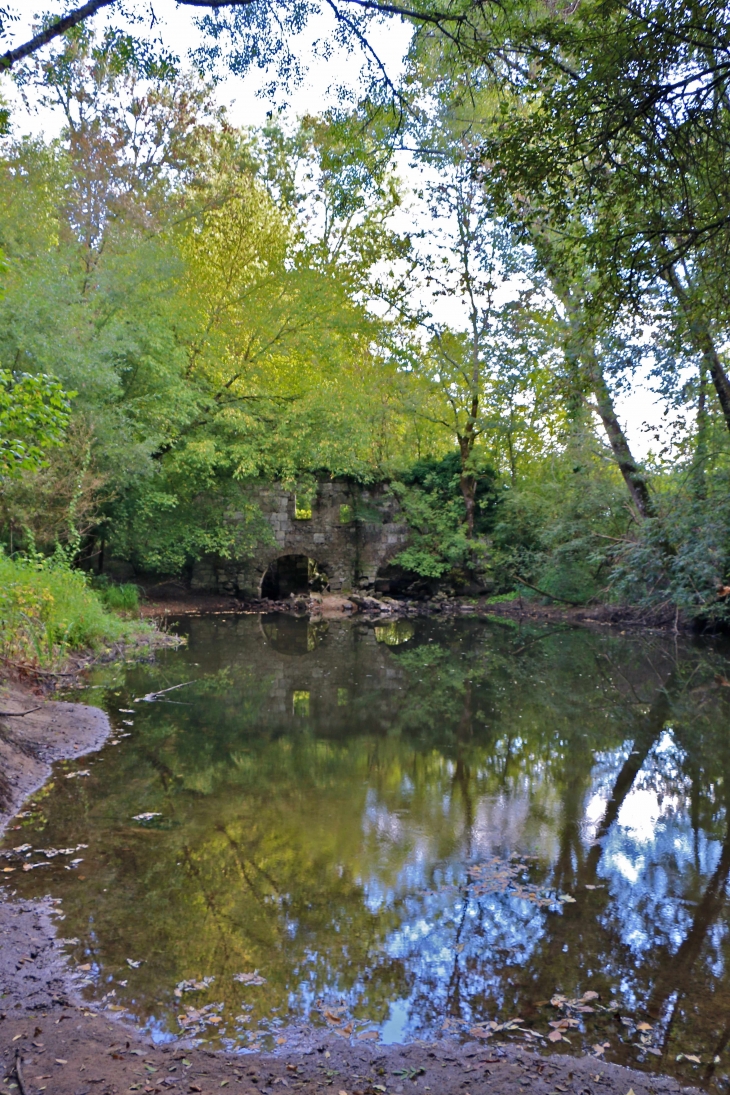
[9,615,730,1068]
[583,678,674,882]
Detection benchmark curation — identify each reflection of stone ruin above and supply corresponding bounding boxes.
[192,480,409,598]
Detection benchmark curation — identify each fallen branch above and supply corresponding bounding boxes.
[15,1049,28,1095]
[512,573,585,607]
[0,706,42,717]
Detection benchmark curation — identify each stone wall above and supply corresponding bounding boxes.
[190,480,409,598]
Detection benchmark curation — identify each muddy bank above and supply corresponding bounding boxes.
[0,681,703,1095]
[0,683,111,833]
[137,587,690,633]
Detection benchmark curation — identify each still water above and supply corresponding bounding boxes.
[4,614,730,1084]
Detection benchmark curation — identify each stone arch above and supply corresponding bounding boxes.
[260,554,330,599]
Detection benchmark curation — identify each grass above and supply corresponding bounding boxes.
[484,589,521,604]
[92,578,141,612]
[0,552,149,670]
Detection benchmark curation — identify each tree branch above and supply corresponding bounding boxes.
[0,0,484,74]
[0,0,113,71]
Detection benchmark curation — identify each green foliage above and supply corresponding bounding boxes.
[391,453,500,580]
[0,368,71,477]
[489,433,633,604]
[609,474,730,624]
[0,550,146,668]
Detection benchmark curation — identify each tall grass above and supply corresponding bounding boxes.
[0,551,146,669]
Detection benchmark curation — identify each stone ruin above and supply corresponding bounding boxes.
[191,480,410,599]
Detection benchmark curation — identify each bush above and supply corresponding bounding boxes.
[0,551,146,669]
[391,452,500,580]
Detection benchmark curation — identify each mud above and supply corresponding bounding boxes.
[0,679,703,1095]
[136,586,694,632]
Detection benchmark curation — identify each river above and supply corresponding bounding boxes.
[3,613,729,1086]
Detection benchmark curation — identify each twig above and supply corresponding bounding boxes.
[15,1049,28,1095]
[512,573,585,607]
[0,707,42,717]
[136,680,198,703]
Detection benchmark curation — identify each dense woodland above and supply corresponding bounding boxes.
[2,0,730,635]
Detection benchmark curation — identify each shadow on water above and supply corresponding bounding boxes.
[5,615,730,1086]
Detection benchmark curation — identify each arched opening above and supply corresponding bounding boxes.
[261,555,328,600]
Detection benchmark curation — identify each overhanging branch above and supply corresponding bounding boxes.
[0,0,488,73]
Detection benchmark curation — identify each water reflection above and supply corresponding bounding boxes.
[4,616,730,1087]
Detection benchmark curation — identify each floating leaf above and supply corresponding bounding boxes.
[176,977,215,995]
[234,970,266,986]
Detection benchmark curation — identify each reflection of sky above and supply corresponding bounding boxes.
[347,725,730,1040]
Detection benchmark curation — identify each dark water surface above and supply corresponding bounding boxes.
[5,614,730,1084]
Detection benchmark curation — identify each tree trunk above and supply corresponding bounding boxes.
[693,361,709,498]
[544,265,654,519]
[585,348,655,519]
[664,265,730,436]
[458,387,479,538]
[458,435,476,538]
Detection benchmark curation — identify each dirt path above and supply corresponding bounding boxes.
[0,679,701,1095]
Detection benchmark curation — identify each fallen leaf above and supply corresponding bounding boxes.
[233,970,266,986]
[636,1022,653,1032]
[78,963,92,972]
[585,884,597,890]
[133,813,162,823]
[358,1031,379,1041]
[126,958,143,969]
[558,894,576,903]
[12,1034,23,1041]
[548,1030,563,1042]
[581,991,599,1002]
[55,1058,67,1065]
[592,1045,605,1056]
[276,1037,286,1045]
[339,1089,349,1094]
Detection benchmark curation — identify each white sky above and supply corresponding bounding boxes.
[2,2,663,457]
